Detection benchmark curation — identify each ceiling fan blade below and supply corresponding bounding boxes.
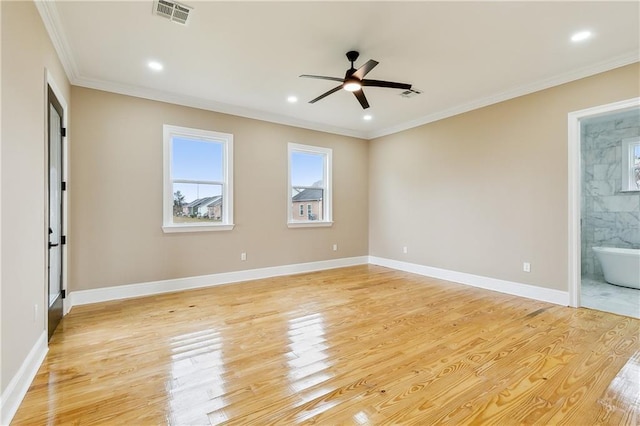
[352,60,379,79]
[362,79,412,90]
[300,74,344,82]
[309,85,343,104]
[353,89,370,109]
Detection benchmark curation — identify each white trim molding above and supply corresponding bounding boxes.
[369,52,640,139]
[35,1,80,82]
[71,256,369,306]
[566,97,640,308]
[70,255,573,310]
[0,332,48,426]
[35,0,639,141]
[369,256,569,306]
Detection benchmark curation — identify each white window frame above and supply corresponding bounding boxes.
[621,136,640,192]
[163,124,234,233]
[287,143,332,228]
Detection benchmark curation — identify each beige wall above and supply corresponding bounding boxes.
[69,87,369,291]
[369,63,640,291]
[1,0,638,411]
[1,1,71,393]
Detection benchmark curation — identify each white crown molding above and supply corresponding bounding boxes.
[0,332,48,426]
[369,256,569,306]
[34,0,80,82]
[36,0,638,141]
[68,51,640,141]
[72,76,366,139]
[367,52,640,140]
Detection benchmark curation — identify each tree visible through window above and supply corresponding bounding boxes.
[163,125,234,232]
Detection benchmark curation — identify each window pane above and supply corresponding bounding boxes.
[291,187,323,221]
[172,137,223,182]
[633,144,640,190]
[173,183,223,223]
[291,152,324,187]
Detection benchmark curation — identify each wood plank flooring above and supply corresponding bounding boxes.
[12,265,640,425]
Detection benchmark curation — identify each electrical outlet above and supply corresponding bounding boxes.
[403,246,408,254]
[241,252,247,261]
[332,244,338,251]
[523,262,531,272]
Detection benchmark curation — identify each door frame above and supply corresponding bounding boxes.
[567,96,640,308]
[45,70,69,318]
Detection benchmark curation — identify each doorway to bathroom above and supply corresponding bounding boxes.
[568,98,640,319]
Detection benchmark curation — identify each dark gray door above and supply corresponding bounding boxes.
[48,86,64,340]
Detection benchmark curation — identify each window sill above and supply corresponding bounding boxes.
[287,221,333,228]
[162,223,235,233]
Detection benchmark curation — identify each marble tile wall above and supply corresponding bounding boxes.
[581,111,640,278]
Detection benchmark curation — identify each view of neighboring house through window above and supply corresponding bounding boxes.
[163,125,234,232]
[288,143,332,227]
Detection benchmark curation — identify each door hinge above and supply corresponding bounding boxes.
[61,289,66,299]
[61,127,67,137]
[61,181,67,191]
[61,235,66,245]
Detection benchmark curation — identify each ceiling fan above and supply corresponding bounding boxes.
[300,51,412,110]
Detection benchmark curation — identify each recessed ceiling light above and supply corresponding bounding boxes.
[363,114,372,121]
[287,96,298,103]
[571,31,592,42]
[148,61,163,71]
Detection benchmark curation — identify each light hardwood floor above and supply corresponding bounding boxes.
[12,265,639,425]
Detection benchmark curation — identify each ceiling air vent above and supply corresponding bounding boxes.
[399,89,423,98]
[154,0,192,25]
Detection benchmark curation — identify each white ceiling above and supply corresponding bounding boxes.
[38,1,639,139]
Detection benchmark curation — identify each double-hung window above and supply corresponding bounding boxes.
[163,125,234,232]
[621,137,640,192]
[288,143,332,227]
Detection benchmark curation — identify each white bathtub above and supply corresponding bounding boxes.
[592,247,640,289]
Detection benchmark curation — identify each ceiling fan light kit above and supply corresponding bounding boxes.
[300,51,412,109]
[343,78,362,92]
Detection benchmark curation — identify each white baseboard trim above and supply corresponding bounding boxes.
[71,256,369,307]
[1,331,48,426]
[369,256,569,306]
[71,255,569,309]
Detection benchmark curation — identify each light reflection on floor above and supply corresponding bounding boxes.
[602,351,640,417]
[286,313,339,420]
[169,329,227,425]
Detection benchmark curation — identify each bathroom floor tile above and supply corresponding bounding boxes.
[581,276,640,319]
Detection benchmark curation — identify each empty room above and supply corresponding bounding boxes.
[2,1,640,424]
